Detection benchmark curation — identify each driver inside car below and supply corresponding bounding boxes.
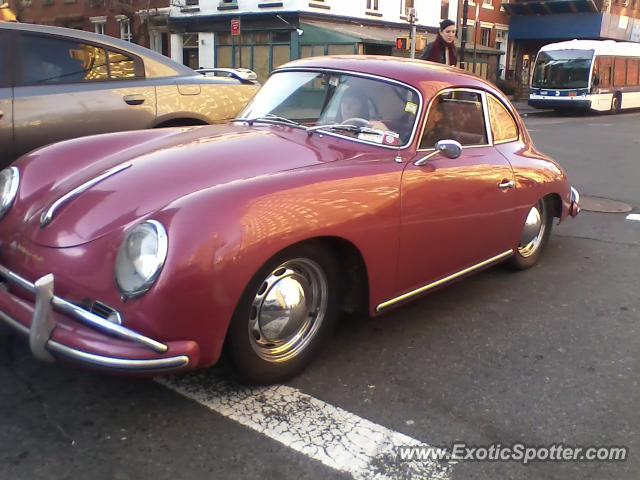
[336,87,391,133]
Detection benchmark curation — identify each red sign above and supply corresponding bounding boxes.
[231,18,241,36]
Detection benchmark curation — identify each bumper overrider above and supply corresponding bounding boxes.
[570,186,580,217]
[0,264,195,373]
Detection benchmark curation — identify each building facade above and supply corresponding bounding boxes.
[7,0,171,55]
[168,0,475,82]
[457,0,512,79]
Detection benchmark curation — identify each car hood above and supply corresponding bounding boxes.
[25,124,338,248]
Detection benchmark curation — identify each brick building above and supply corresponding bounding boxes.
[456,0,512,80]
[7,0,171,55]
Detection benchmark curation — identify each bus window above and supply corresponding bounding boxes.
[614,57,626,87]
[598,56,612,88]
[531,49,594,89]
[626,58,639,86]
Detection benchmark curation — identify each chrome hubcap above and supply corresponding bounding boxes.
[518,201,546,258]
[248,258,328,363]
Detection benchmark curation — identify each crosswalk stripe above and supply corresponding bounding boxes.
[159,374,452,480]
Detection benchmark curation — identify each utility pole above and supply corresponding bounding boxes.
[408,7,417,59]
[472,0,480,74]
[460,0,469,70]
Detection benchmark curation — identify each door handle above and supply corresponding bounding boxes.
[498,180,515,190]
[123,95,145,106]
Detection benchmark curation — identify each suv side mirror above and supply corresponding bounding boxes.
[592,74,600,87]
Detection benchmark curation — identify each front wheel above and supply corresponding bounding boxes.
[227,243,341,384]
[507,198,553,270]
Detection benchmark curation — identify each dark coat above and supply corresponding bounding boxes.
[420,35,457,66]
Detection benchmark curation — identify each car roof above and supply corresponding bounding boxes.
[278,55,496,98]
[0,21,195,77]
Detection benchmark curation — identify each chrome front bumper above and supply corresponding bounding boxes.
[0,265,189,372]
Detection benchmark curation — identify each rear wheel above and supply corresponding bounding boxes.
[228,243,341,384]
[507,198,553,270]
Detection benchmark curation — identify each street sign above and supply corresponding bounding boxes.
[231,18,241,36]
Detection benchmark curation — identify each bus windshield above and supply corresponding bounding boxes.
[532,49,594,89]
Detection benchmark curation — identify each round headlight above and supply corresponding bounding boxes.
[115,220,168,298]
[0,167,19,220]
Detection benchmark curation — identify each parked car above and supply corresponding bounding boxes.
[0,22,259,168]
[0,56,580,384]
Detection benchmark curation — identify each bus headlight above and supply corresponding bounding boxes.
[0,167,19,220]
[115,220,168,298]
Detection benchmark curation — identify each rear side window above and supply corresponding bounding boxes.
[0,33,5,87]
[487,95,518,143]
[420,90,488,149]
[108,50,137,79]
[20,34,109,84]
[18,34,142,85]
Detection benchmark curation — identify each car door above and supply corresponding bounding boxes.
[0,29,14,168]
[396,89,518,297]
[12,31,156,158]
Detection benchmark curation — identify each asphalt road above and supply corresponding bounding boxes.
[1,110,639,480]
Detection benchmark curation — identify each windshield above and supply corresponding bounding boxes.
[238,70,421,147]
[532,49,594,89]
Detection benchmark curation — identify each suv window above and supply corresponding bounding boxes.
[20,34,109,85]
[487,95,518,143]
[420,90,488,149]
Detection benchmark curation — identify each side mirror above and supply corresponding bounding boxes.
[415,139,462,166]
[592,74,600,87]
[435,139,462,159]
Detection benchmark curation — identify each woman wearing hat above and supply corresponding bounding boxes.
[421,19,458,66]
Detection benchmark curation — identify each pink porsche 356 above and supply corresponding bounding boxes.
[0,56,580,384]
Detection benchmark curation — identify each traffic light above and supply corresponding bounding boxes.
[396,37,410,50]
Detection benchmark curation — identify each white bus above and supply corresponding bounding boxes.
[529,39,640,113]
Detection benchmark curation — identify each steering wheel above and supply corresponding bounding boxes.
[341,117,370,128]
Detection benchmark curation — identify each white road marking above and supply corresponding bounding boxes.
[627,214,640,222]
[588,123,613,127]
[160,374,452,480]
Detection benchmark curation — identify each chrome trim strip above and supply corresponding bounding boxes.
[0,266,168,353]
[376,250,513,312]
[40,162,132,228]
[249,67,425,151]
[481,91,494,146]
[0,311,188,371]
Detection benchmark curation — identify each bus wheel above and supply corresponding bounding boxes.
[610,94,622,114]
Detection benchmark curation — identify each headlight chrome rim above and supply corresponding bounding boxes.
[115,220,168,299]
[0,167,20,220]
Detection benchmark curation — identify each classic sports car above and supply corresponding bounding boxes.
[0,56,580,384]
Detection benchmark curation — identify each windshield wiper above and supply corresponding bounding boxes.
[306,123,382,136]
[237,114,304,129]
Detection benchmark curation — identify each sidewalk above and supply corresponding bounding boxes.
[510,99,552,117]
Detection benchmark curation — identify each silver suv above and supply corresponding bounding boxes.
[0,22,259,167]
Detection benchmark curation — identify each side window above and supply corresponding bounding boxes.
[487,95,518,143]
[420,90,488,149]
[0,33,6,87]
[19,34,108,85]
[598,56,612,88]
[107,50,138,79]
[613,57,626,87]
